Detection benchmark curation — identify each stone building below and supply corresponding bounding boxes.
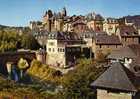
[32,30,49,47]
[54,18,64,32]
[29,21,43,30]
[118,15,140,26]
[116,25,140,46]
[36,48,47,64]
[107,44,140,66]
[92,33,122,58]
[46,31,84,67]
[42,7,67,32]
[87,14,104,32]
[43,9,54,32]
[72,19,87,34]
[63,20,73,32]
[103,18,119,35]
[91,62,140,99]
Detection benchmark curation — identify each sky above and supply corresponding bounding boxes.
[0,0,140,26]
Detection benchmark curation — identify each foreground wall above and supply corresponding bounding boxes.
[97,89,132,99]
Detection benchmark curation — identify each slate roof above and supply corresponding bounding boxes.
[95,14,104,21]
[107,46,137,59]
[72,19,86,26]
[128,44,140,57]
[118,25,139,37]
[91,62,140,92]
[106,18,118,24]
[47,31,84,44]
[94,33,121,45]
[125,15,140,25]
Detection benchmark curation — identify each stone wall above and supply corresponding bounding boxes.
[0,51,36,75]
[122,37,139,46]
[46,53,65,67]
[97,89,132,99]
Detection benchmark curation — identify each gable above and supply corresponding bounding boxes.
[91,62,137,92]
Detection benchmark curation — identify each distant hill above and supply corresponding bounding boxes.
[0,24,30,30]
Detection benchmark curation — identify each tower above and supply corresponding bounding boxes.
[61,7,67,17]
[43,9,53,32]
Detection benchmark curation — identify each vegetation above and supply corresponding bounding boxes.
[0,58,106,99]
[28,59,106,99]
[28,60,63,84]
[18,58,29,78]
[0,27,40,52]
[0,74,47,99]
[59,58,106,99]
[95,50,107,62]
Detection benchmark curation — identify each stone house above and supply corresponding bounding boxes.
[87,14,104,32]
[33,30,49,47]
[116,25,140,46]
[91,62,140,99]
[107,44,140,68]
[72,19,87,34]
[107,46,137,63]
[103,18,119,35]
[63,18,73,32]
[92,33,122,58]
[42,8,67,32]
[46,31,84,67]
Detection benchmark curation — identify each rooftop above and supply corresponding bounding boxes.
[94,33,121,45]
[91,62,140,92]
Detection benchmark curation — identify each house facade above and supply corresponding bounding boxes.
[91,62,140,99]
[103,18,119,35]
[92,33,122,58]
[46,32,84,67]
[116,25,140,46]
[87,14,104,32]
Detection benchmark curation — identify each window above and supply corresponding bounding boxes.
[132,38,134,42]
[53,48,55,52]
[49,42,54,46]
[125,38,127,41]
[99,45,102,48]
[48,48,51,52]
[62,48,65,52]
[58,48,65,52]
[77,48,80,51]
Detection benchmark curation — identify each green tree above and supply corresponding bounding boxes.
[18,58,29,78]
[60,58,106,99]
[20,34,40,50]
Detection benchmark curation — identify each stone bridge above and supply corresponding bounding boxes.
[0,51,36,75]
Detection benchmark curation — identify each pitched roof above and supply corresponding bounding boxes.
[72,19,86,26]
[94,33,121,45]
[91,62,140,92]
[107,46,137,59]
[95,14,104,21]
[118,25,139,37]
[47,31,84,44]
[128,44,140,57]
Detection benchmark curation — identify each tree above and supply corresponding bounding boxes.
[60,58,106,99]
[21,34,41,50]
[28,60,62,84]
[18,58,29,78]
[0,28,41,52]
[96,50,107,62]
